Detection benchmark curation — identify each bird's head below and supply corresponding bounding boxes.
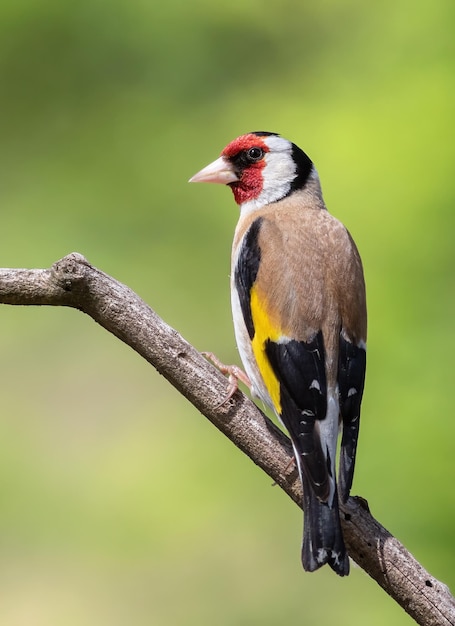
[189,132,314,211]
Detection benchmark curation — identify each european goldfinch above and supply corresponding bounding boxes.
[190,132,367,576]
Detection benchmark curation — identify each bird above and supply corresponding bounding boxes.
[189,131,367,576]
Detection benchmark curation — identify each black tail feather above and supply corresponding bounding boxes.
[301,473,349,576]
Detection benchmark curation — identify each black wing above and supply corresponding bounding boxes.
[338,333,366,501]
[265,331,330,500]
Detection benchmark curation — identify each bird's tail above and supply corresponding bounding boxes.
[301,473,349,576]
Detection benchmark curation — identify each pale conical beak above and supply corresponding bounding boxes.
[189,156,239,184]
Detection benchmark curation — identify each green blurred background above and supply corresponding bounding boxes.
[0,0,453,623]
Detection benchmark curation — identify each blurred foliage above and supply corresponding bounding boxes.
[0,0,453,623]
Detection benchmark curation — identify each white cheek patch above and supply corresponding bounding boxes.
[260,151,296,203]
[239,137,297,214]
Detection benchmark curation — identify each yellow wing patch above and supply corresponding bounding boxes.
[250,285,284,413]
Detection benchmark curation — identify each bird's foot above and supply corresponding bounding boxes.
[271,456,297,487]
[201,351,251,407]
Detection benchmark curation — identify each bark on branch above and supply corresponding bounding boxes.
[0,252,454,626]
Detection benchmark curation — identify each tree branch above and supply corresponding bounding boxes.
[0,253,454,626]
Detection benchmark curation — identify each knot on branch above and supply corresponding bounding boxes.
[51,253,92,292]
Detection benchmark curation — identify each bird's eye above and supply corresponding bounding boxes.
[246,147,264,162]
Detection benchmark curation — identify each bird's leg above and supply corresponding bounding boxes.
[201,351,251,406]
